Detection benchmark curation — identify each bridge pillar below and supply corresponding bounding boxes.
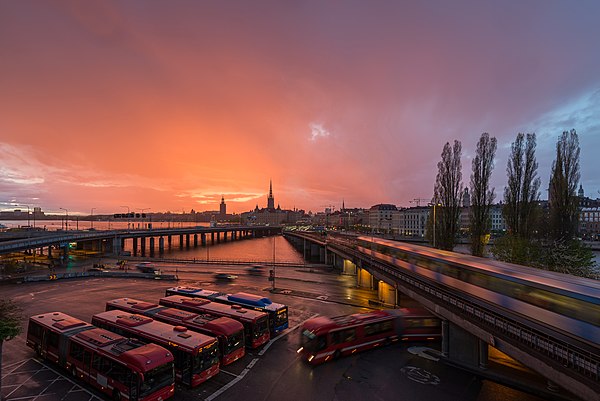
[357,267,373,289]
[121,238,125,251]
[47,246,52,258]
[478,339,489,370]
[342,259,357,275]
[140,237,146,256]
[217,232,221,243]
[159,237,165,254]
[149,237,155,257]
[211,232,215,244]
[194,234,198,247]
[185,234,190,249]
[441,319,449,357]
[62,245,69,265]
[168,235,172,249]
[179,234,183,249]
[377,281,397,306]
[133,237,138,256]
[447,321,480,368]
[309,243,320,261]
[201,233,206,246]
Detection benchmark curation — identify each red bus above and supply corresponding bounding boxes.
[297,308,440,365]
[26,312,175,401]
[92,310,219,387]
[106,297,245,366]
[165,287,288,335]
[160,295,270,349]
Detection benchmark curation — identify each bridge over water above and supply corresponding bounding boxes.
[0,225,281,259]
[284,230,600,401]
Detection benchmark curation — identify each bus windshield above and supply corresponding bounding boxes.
[193,343,219,373]
[254,317,269,339]
[139,362,174,398]
[300,329,325,353]
[224,331,244,355]
[275,308,288,328]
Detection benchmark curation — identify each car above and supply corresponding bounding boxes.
[215,272,238,280]
[247,265,265,275]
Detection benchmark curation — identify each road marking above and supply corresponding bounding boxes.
[219,369,239,378]
[205,358,259,401]
[258,313,318,356]
[407,346,440,362]
[401,366,440,385]
[205,314,319,401]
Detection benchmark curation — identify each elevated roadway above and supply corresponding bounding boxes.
[284,231,600,401]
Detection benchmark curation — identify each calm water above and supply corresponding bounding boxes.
[124,235,305,264]
[0,219,205,231]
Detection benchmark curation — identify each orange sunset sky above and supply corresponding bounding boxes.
[1,1,600,215]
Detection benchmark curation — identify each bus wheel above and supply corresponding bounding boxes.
[71,366,78,378]
[333,350,341,359]
[112,390,121,401]
[35,346,41,357]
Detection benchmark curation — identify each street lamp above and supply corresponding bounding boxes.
[91,208,96,230]
[60,208,68,231]
[138,208,150,229]
[429,203,441,248]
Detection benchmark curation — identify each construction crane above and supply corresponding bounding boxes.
[410,198,430,207]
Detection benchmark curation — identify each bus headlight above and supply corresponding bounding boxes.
[297,347,303,354]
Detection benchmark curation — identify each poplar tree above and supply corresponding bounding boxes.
[469,133,497,257]
[503,133,540,238]
[548,129,580,241]
[493,133,541,266]
[0,299,22,401]
[433,140,463,251]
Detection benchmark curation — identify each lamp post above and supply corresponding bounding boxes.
[91,208,96,230]
[138,208,150,229]
[271,234,276,291]
[60,208,68,231]
[429,203,441,248]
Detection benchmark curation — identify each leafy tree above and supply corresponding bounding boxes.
[433,140,463,251]
[0,299,22,401]
[469,133,497,256]
[548,129,580,241]
[503,133,541,238]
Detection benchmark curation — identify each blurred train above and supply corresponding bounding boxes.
[349,236,600,347]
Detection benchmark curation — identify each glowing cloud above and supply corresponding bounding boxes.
[309,123,331,142]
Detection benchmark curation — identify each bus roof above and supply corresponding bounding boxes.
[217,292,287,311]
[303,310,396,334]
[160,295,269,322]
[108,298,162,312]
[30,312,91,333]
[167,286,219,297]
[92,310,217,353]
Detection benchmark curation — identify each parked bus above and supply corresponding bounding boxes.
[297,308,440,365]
[26,312,175,401]
[92,310,219,387]
[159,295,270,348]
[106,297,245,366]
[165,286,288,335]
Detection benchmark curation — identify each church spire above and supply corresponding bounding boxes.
[267,179,275,210]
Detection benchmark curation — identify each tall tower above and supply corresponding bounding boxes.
[267,180,275,210]
[220,196,226,217]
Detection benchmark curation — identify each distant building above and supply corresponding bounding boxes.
[219,196,226,219]
[399,206,429,237]
[368,204,398,234]
[241,181,306,225]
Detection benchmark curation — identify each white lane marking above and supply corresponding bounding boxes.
[407,346,440,362]
[258,313,319,356]
[4,359,30,372]
[204,358,259,401]
[205,313,319,400]
[219,369,239,378]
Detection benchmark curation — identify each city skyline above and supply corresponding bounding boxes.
[1,1,600,215]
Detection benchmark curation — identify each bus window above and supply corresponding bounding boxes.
[331,328,356,344]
